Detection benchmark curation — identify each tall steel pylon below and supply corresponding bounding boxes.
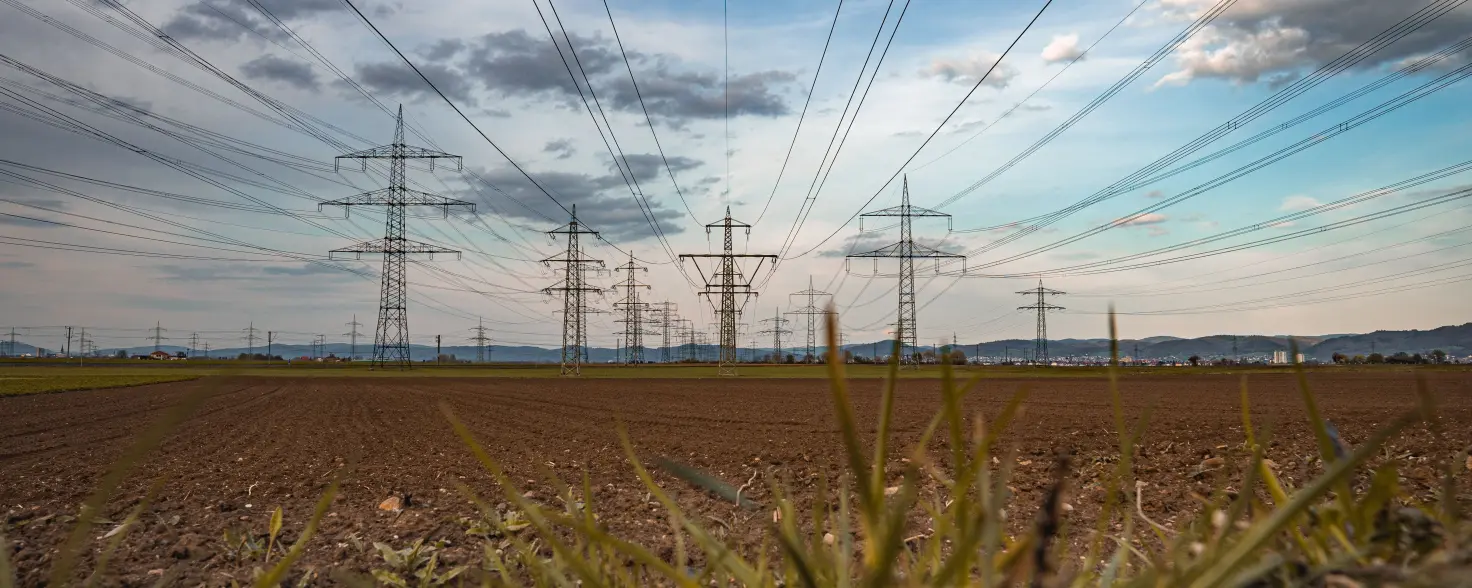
[847,176,964,368]
[680,207,776,376]
[322,105,473,369]
[344,315,364,360]
[786,276,832,363]
[757,307,791,363]
[542,205,605,376]
[612,252,655,365]
[1017,280,1065,365]
[470,318,491,363]
[649,302,678,363]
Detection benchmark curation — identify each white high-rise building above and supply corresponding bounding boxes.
[1272,350,1288,364]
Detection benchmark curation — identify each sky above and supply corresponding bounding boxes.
[1,0,1470,352]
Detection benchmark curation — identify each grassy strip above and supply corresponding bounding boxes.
[0,374,199,396]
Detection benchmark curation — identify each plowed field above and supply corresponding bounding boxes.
[2,372,1469,584]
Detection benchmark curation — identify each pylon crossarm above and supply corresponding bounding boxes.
[335,146,462,167]
[329,238,461,260]
[319,188,475,215]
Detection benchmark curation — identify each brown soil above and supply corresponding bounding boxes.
[2,372,1469,585]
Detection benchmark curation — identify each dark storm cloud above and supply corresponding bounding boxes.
[543,138,576,160]
[465,159,693,242]
[240,55,320,91]
[162,0,345,43]
[421,39,466,62]
[352,61,478,106]
[618,153,701,183]
[459,29,795,124]
[1158,0,1472,86]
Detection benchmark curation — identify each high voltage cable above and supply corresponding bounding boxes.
[967,59,1472,272]
[337,0,647,260]
[910,0,1150,174]
[772,0,903,265]
[947,0,1468,251]
[782,0,1055,260]
[598,0,702,225]
[1075,201,1472,297]
[929,0,1242,210]
[751,0,845,226]
[529,0,695,282]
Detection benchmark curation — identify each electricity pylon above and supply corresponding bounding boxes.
[243,322,259,357]
[148,321,168,353]
[612,252,654,365]
[1017,280,1065,365]
[344,315,364,360]
[679,207,776,376]
[649,302,678,363]
[470,318,491,363]
[542,205,605,376]
[757,307,791,364]
[786,276,832,363]
[322,105,474,370]
[846,176,964,368]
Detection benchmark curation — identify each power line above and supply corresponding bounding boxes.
[751,0,845,226]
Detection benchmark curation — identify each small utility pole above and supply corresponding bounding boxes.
[64,326,73,358]
[267,331,274,365]
[435,335,441,365]
[204,341,211,358]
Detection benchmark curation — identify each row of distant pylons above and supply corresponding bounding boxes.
[329,107,1063,374]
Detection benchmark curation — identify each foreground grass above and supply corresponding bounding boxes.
[3,312,1469,585]
[0,373,199,396]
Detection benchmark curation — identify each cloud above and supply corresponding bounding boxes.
[1152,0,1472,87]
[543,138,576,160]
[459,30,794,124]
[239,55,320,91]
[0,261,35,269]
[162,0,346,43]
[463,161,689,241]
[421,39,466,62]
[618,154,702,182]
[921,52,1019,88]
[1115,212,1169,227]
[1146,226,1170,237]
[1143,189,1166,199]
[1279,195,1322,211]
[154,263,349,282]
[1041,33,1085,64]
[352,61,478,106]
[819,232,892,258]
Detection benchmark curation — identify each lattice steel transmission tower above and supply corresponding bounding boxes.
[680,208,776,376]
[148,321,168,353]
[846,176,964,367]
[542,205,605,376]
[785,277,832,364]
[649,302,678,363]
[612,252,655,365]
[1017,280,1065,365]
[470,318,491,363]
[344,315,364,360]
[322,106,473,369]
[757,307,791,363]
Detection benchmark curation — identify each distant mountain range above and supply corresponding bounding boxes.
[6,323,1469,362]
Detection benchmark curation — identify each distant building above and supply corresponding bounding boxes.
[1272,350,1288,364]
[149,350,171,360]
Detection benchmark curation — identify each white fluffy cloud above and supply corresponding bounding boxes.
[921,51,1019,88]
[1041,33,1085,64]
[1115,212,1170,227]
[1279,195,1322,211]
